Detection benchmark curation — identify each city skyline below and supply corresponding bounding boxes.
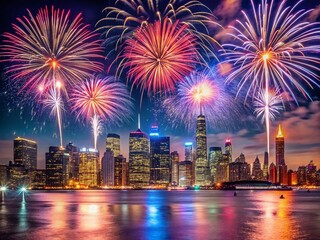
[0,0,319,171]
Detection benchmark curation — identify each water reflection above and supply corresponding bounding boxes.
[0,190,319,239]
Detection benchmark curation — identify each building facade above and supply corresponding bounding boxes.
[179,161,193,187]
[209,147,222,184]
[79,148,99,187]
[129,129,150,187]
[171,151,179,186]
[195,115,210,186]
[106,133,121,157]
[14,137,37,170]
[46,146,70,188]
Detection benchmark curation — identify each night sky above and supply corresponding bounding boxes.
[0,0,319,170]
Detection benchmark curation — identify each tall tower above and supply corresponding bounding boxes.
[150,124,170,185]
[106,133,120,157]
[79,148,99,187]
[263,151,269,180]
[276,125,284,167]
[225,138,232,163]
[195,115,209,186]
[14,137,37,170]
[129,127,150,187]
[275,125,287,184]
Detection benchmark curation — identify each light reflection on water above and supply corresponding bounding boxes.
[0,190,319,240]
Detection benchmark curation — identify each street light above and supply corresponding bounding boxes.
[21,187,27,203]
[1,186,7,202]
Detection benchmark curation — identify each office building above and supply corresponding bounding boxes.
[129,129,150,187]
[8,161,28,187]
[297,166,307,185]
[216,154,230,183]
[102,150,114,186]
[195,115,210,186]
[171,151,179,186]
[150,125,170,185]
[46,146,70,188]
[14,137,37,170]
[288,170,298,186]
[106,133,121,157]
[306,160,317,185]
[114,155,128,186]
[179,161,193,187]
[209,147,222,184]
[79,148,99,187]
[65,142,80,181]
[0,165,8,186]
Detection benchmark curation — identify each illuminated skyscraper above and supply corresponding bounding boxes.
[229,153,251,181]
[106,133,120,157]
[14,137,37,170]
[216,154,230,183]
[129,128,150,187]
[195,115,210,186]
[46,146,70,188]
[150,125,170,185]
[114,155,128,186]
[275,125,287,184]
[297,166,307,185]
[79,148,99,187]
[306,160,317,185]
[225,138,232,163]
[185,142,193,162]
[171,151,179,186]
[209,147,222,184]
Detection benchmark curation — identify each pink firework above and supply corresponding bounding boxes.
[70,75,132,123]
[0,6,104,95]
[122,18,198,94]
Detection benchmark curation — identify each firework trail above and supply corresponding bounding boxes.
[122,18,198,95]
[222,0,320,154]
[70,75,133,149]
[98,0,220,57]
[163,69,243,130]
[0,6,104,146]
[254,88,283,153]
[43,86,64,146]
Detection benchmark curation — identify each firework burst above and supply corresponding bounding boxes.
[70,75,133,149]
[0,6,104,94]
[222,0,320,154]
[121,18,198,94]
[98,0,220,56]
[163,70,242,130]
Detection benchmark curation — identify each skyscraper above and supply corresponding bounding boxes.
[171,151,179,186]
[106,133,120,157]
[275,125,287,184]
[225,138,232,163]
[263,152,269,180]
[209,147,222,184]
[216,154,230,183]
[114,155,127,186]
[129,129,150,187]
[79,148,99,187]
[14,137,37,170]
[269,162,277,183]
[46,146,70,188]
[195,115,210,186]
[101,150,114,186]
[150,125,170,185]
[184,142,193,162]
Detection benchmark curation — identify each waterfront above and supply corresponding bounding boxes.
[0,190,320,240]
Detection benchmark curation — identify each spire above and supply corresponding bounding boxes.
[138,113,141,130]
[277,124,283,138]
